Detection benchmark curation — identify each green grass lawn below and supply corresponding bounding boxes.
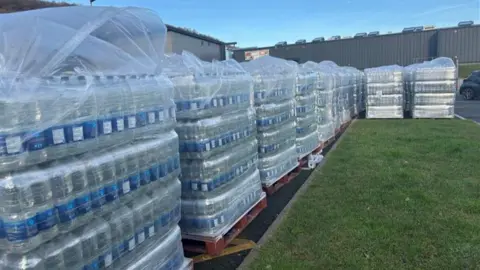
[459,63,480,78]
[250,119,480,270]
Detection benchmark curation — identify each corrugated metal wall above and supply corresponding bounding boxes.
[234,26,480,68]
[437,26,480,63]
[166,31,223,61]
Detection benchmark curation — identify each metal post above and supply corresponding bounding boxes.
[455,56,459,91]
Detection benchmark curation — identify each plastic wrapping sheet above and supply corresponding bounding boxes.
[164,53,253,120]
[316,62,337,141]
[256,100,296,132]
[242,56,298,185]
[410,57,456,118]
[180,139,258,194]
[365,65,405,119]
[121,226,185,270]
[180,169,263,237]
[297,132,320,159]
[168,54,262,240]
[176,109,256,159]
[258,146,298,187]
[241,56,297,105]
[257,121,296,159]
[1,178,182,270]
[294,63,319,158]
[0,6,186,270]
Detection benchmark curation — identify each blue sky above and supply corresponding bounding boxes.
[70,0,479,47]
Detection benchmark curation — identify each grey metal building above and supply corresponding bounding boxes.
[165,24,229,61]
[233,25,480,69]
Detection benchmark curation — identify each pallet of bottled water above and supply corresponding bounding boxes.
[0,6,188,269]
[295,63,320,159]
[365,65,405,119]
[242,56,299,187]
[410,57,456,118]
[166,53,264,238]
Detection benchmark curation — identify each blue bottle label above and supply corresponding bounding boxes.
[99,251,113,268]
[136,112,147,127]
[83,258,100,270]
[36,208,56,231]
[97,119,113,135]
[4,217,38,242]
[149,165,159,181]
[25,131,47,152]
[0,218,5,238]
[113,242,125,260]
[2,134,24,155]
[83,121,98,140]
[174,155,180,170]
[167,157,174,173]
[105,183,119,202]
[129,174,140,191]
[140,169,151,185]
[75,194,92,215]
[57,200,77,223]
[91,188,106,209]
[158,163,167,178]
[118,179,130,196]
[160,212,170,227]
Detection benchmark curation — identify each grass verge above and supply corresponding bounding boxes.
[250,119,480,270]
[459,63,480,78]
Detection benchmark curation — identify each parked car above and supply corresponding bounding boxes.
[459,70,480,100]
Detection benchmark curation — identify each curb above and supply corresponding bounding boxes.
[237,119,356,270]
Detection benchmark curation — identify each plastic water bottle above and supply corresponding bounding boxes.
[29,170,58,244]
[42,237,65,270]
[126,195,153,247]
[104,205,135,266]
[0,171,44,252]
[0,249,45,270]
[94,219,113,269]
[112,149,133,198]
[66,160,93,226]
[48,163,77,233]
[61,233,84,269]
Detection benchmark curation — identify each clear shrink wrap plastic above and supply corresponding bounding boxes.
[242,56,298,187]
[295,62,320,158]
[410,57,456,118]
[365,65,404,118]
[316,62,336,142]
[0,6,188,270]
[165,52,263,238]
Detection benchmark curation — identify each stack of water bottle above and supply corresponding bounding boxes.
[345,67,365,117]
[315,63,336,143]
[168,52,264,238]
[410,57,456,118]
[319,61,342,133]
[339,68,355,123]
[0,6,188,270]
[295,63,319,158]
[365,65,405,118]
[242,56,298,187]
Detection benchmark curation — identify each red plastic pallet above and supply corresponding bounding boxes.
[262,163,301,196]
[182,193,267,256]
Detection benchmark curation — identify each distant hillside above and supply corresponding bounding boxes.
[0,0,75,13]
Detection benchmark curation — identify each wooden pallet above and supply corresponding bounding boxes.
[182,193,267,257]
[262,163,301,195]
